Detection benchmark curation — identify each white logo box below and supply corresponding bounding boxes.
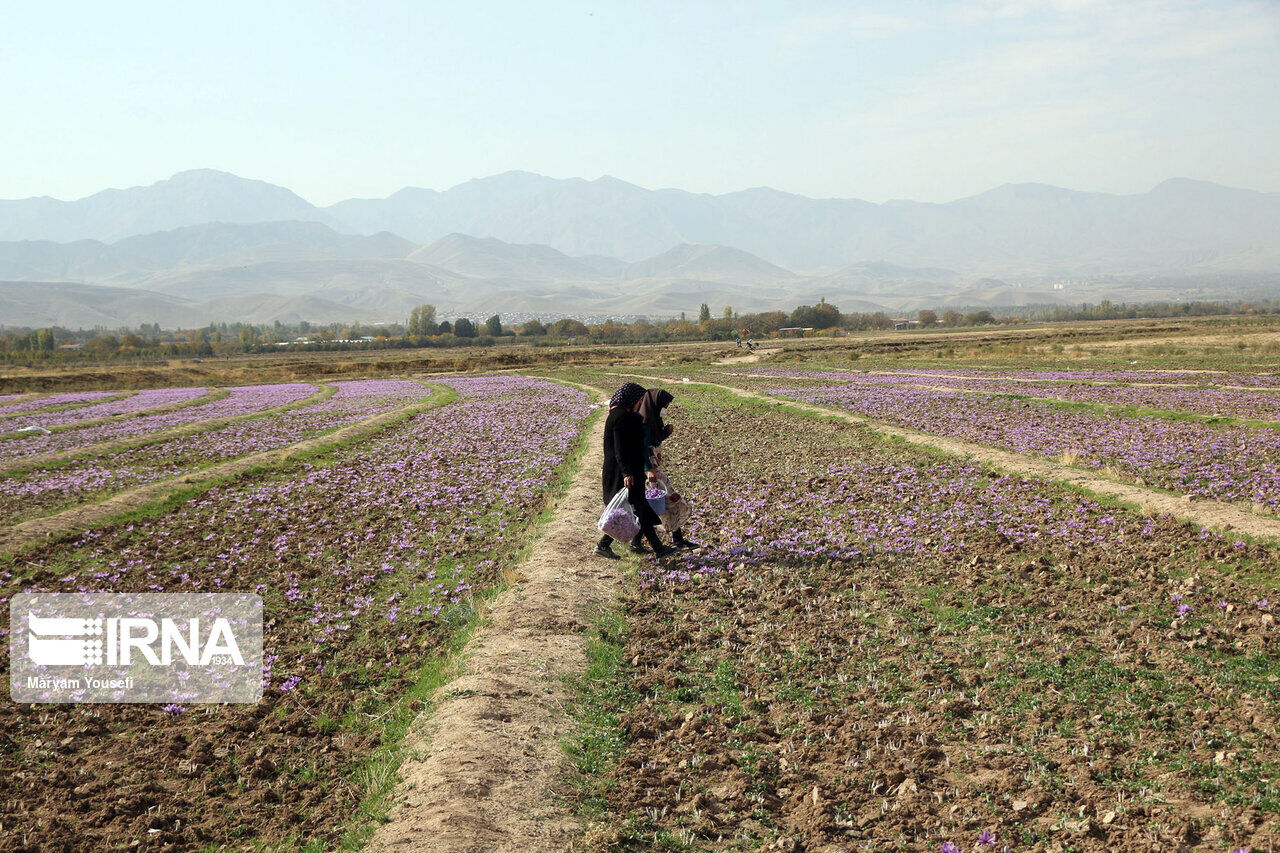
[10,593,263,704]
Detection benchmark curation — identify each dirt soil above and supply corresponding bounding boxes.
[618,374,1280,543]
[367,408,620,852]
[0,389,433,557]
[713,349,781,366]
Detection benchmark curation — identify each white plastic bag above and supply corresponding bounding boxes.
[597,488,640,542]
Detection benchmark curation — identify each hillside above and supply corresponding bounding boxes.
[407,233,604,282]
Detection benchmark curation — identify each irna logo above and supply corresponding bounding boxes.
[11,592,263,704]
[27,613,245,667]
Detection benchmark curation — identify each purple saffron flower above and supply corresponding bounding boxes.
[941,844,964,853]
[976,830,996,847]
[160,704,186,714]
[1177,603,1192,617]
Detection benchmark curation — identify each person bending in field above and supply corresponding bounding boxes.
[595,382,676,560]
[637,388,700,550]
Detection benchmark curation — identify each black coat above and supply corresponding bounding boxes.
[602,407,661,527]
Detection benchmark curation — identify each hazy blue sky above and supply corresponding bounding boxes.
[3,0,1277,204]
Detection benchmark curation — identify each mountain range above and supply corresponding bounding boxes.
[0,170,1278,327]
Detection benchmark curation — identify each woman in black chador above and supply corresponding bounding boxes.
[637,388,699,550]
[595,382,676,560]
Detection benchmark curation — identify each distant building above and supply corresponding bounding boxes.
[56,343,84,350]
[892,318,918,330]
[777,326,814,337]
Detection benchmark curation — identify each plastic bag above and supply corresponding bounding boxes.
[651,468,692,532]
[597,488,640,542]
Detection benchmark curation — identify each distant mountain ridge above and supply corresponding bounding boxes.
[2,170,1278,275]
[0,170,1277,327]
[0,170,336,244]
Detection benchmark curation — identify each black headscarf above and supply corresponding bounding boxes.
[637,388,673,436]
[609,382,647,410]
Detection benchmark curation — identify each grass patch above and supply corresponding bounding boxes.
[564,608,634,818]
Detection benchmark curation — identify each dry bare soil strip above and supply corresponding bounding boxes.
[712,348,781,366]
[0,382,436,557]
[608,372,1280,542]
[368,403,617,853]
[0,383,334,476]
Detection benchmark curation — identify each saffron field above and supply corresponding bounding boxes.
[0,382,326,462]
[691,367,1280,512]
[0,379,434,523]
[1,361,1277,851]
[0,374,593,851]
[568,383,1280,852]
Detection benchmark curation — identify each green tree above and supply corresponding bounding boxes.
[698,303,711,323]
[917,309,938,327]
[519,319,547,336]
[790,298,841,329]
[485,314,503,337]
[35,328,55,353]
[941,310,963,326]
[407,304,438,337]
[88,334,120,356]
[453,317,476,338]
[549,318,588,338]
[438,320,453,335]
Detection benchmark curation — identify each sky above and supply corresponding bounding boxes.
[2,0,1278,205]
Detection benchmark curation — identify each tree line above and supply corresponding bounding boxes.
[3,297,1279,364]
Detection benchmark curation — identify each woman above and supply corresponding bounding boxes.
[595,382,676,560]
[637,388,699,549]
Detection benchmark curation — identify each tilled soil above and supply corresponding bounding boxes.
[585,386,1280,852]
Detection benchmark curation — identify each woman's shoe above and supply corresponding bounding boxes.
[594,544,620,559]
[628,542,650,554]
[673,535,701,550]
[652,543,678,559]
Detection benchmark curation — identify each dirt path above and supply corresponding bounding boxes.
[367,411,617,853]
[712,347,780,365]
[0,386,444,557]
[609,372,1280,542]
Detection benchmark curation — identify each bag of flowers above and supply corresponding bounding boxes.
[597,489,640,542]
